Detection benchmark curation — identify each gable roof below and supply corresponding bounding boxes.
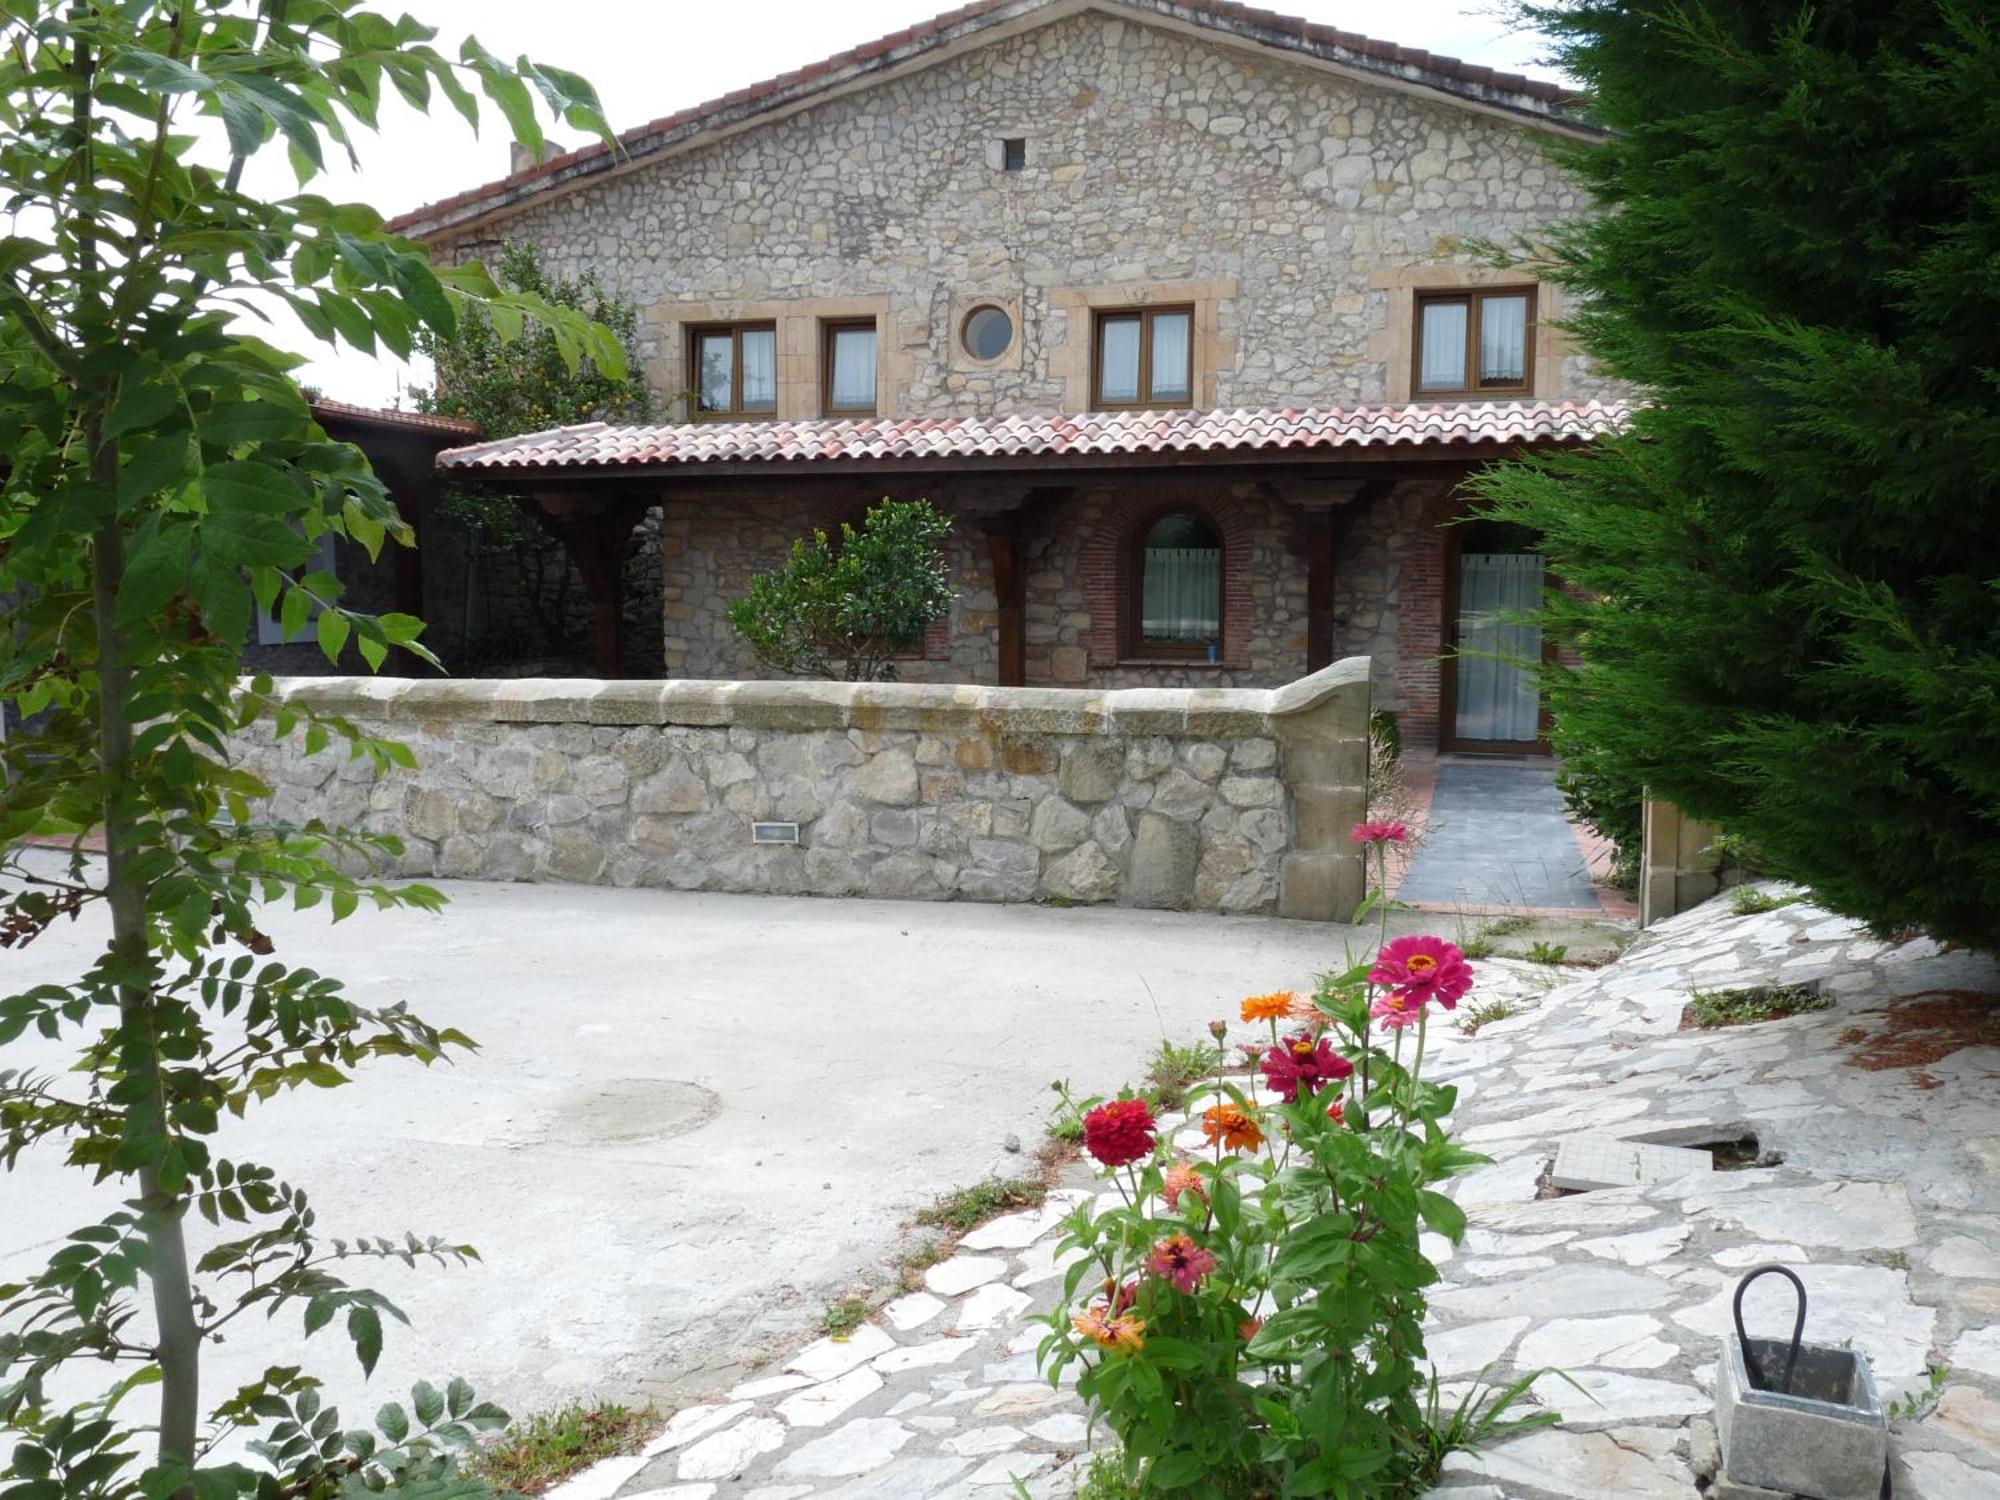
[390,0,1592,243]
[436,400,1631,479]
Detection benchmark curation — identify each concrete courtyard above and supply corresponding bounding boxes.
[1,857,1363,1421]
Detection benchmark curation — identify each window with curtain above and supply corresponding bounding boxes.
[1131,511,1222,655]
[1415,287,1536,396]
[823,322,877,415]
[1095,306,1195,408]
[690,323,778,417]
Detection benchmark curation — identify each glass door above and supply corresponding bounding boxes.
[1450,527,1545,747]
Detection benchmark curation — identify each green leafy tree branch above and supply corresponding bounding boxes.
[0,3,624,1496]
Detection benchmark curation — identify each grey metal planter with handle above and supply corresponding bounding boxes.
[1715,1264,1891,1500]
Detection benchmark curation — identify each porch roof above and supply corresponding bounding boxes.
[435,399,1633,481]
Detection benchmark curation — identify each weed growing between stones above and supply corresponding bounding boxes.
[1038,825,1551,1497]
[1730,886,1807,917]
[1144,1037,1227,1112]
[1456,998,1521,1037]
[1684,984,1832,1029]
[820,1295,874,1340]
[472,1399,657,1495]
[916,1177,1048,1234]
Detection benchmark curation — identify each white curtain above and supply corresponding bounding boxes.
[740,328,777,410]
[1454,552,1543,742]
[1142,547,1221,642]
[1418,300,1467,391]
[830,327,876,410]
[1479,294,1529,385]
[1150,312,1192,401]
[696,334,733,412]
[1099,318,1141,402]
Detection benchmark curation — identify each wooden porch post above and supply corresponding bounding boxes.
[528,496,651,679]
[1280,479,1365,674]
[981,513,1026,688]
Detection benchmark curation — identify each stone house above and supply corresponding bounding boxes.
[392,0,1630,752]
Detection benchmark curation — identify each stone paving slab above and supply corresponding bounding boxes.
[558,886,2000,1500]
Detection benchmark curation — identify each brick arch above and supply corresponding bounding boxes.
[1080,489,1255,670]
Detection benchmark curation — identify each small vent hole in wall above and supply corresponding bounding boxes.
[1001,137,1026,171]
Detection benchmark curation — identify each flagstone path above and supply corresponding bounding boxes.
[555,889,2000,1500]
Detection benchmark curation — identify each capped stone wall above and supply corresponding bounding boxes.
[233,661,1371,920]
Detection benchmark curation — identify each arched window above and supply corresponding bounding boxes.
[1128,510,1222,659]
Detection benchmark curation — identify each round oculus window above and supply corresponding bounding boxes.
[961,305,1013,360]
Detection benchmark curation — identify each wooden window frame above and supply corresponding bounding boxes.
[1092,305,1196,411]
[1412,287,1537,399]
[820,319,879,417]
[688,321,778,419]
[1122,504,1224,663]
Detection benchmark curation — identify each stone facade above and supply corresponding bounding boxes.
[435,11,1610,419]
[413,3,1624,737]
[234,659,1371,919]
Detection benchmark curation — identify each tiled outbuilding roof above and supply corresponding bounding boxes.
[309,397,481,437]
[389,0,1591,241]
[436,400,1632,476]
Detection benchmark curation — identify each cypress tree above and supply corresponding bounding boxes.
[1480,1,2000,947]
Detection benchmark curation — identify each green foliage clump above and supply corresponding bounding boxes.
[415,242,657,668]
[728,498,955,680]
[915,1177,1047,1234]
[416,241,655,442]
[1479,1,2000,948]
[1686,984,1833,1029]
[471,1400,655,1495]
[1550,717,1642,893]
[1144,1037,1223,1112]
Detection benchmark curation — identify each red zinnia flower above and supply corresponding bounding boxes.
[1349,820,1410,846]
[1325,1096,1346,1125]
[1144,1232,1218,1294]
[1082,1097,1157,1167]
[1260,1030,1354,1102]
[1368,934,1474,1012]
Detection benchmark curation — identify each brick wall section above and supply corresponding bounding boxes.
[1393,529,1448,747]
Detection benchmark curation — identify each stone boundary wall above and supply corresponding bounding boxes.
[234,660,1371,920]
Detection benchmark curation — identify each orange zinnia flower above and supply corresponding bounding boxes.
[1202,1103,1265,1153]
[1240,991,1296,1023]
[1161,1159,1207,1211]
[1073,1305,1146,1353]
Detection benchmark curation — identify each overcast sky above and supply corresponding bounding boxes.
[273,0,1557,407]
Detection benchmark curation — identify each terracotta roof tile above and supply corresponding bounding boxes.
[309,397,481,437]
[436,400,1631,474]
[389,0,1586,239]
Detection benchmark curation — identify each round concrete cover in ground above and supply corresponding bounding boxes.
[541,1079,720,1145]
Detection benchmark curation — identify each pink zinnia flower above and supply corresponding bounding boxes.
[1349,820,1410,846]
[1369,989,1425,1029]
[1082,1098,1157,1167]
[1260,1030,1354,1102]
[1368,934,1474,1012]
[1144,1232,1218,1294]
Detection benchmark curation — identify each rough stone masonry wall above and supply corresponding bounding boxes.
[234,660,1372,920]
[440,10,1618,418]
